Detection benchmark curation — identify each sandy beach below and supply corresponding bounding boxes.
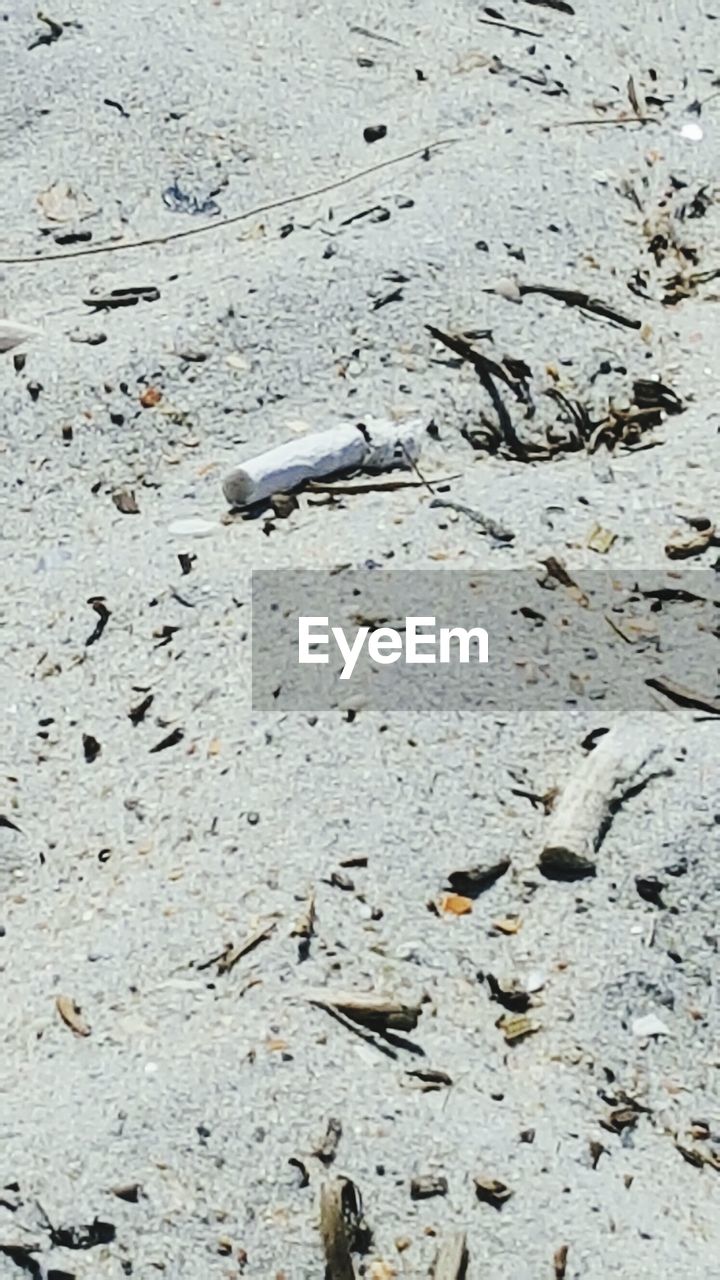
[1,1,719,1276]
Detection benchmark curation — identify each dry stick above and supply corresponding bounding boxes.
[306,989,422,1033]
[224,921,277,970]
[320,1181,355,1280]
[349,23,402,45]
[539,721,673,877]
[0,139,458,266]
[313,1001,400,1061]
[515,283,641,330]
[306,473,461,495]
[551,114,653,128]
[400,441,437,495]
[627,74,646,121]
[478,16,541,36]
[433,1231,469,1279]
[427,324,515,391]
[429,496,514,542]
[426,324,529,460]
[196,922,276,974]
[645,676,720,717]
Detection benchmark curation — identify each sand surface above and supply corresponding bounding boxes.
[1,1,719,1276]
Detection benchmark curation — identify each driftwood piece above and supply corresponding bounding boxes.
[410,1174,448,1199]
[222,417,422,507]
[306,989,422,1033]
[539,720,672,877]
[474,1176,513,1207]
[432,1231,468,1279]
[0,319,39,354]
[320,1180,355,1280]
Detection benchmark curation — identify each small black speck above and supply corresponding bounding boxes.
[83,733,101,763]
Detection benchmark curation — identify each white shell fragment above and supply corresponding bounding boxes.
[0,319,40,354]
[632,1013,671,1039]
[222,416,423,508]
[167,517,221,538]
[679,121,703,142]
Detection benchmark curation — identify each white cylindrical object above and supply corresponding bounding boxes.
[222,417,422,507]
[539,718,670,875]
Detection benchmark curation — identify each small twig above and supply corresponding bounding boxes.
[306,473,460,495]
[427,324,520,394]
[197,922,276,974]
[218,922,276,974]
[521,0,574,12]
[478,16,541,36]
[313,1002,400,1060]
[0,139,458,265]
[349,23,402,45]
[305,989,422,1033]
[400,442,437,494]
[426,324,530,460]
[515,282,641,329]
[429,497,514,542]
[645,676,720,717]
[627,75,646,121]
[550,114,653,128]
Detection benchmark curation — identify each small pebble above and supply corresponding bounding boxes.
[363,124,387,143]
[680,121,703,142]
[632,1013,671,1038]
